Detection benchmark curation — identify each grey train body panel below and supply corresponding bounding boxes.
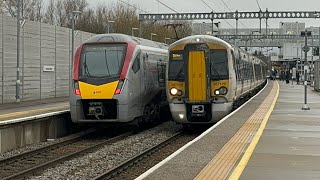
[70,34,168,124]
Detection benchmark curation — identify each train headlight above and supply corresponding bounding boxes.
[214,90,220,95]
[170,88,178,95]
[170,88,183,96]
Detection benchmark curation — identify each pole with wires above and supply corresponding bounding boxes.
[235,10,238,46]
[301,29,311,110]
[16,0,21,103]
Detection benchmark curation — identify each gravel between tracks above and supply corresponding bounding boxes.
[28,121,181,180]
[0,130,87,161]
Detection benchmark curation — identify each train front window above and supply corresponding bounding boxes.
[80,44,126,78]
[168,53,185,81]
[210,50,229,80]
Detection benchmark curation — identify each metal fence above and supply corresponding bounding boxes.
[314,60,320,91]
[0,14,94,104]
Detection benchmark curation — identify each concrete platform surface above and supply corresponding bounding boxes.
[241,81,320,180]
[0,97,69,122]
[137,80,320,180]
[136,81,275,180]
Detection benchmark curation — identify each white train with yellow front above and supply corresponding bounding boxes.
[166,35,267,124]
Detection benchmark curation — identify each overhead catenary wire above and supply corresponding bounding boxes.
[118,0,150,14]
[254,0,268,26]
[200,0,234,28]
[255,0,262,10]
[220,0,248,29]
[155,0,179,13]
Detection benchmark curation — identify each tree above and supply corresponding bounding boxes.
[27,0,44,22]
[2,0,39,19]
[62,0,88,28]
[43,0,88,27]
[38,0,192,42]
[43,0,54,24]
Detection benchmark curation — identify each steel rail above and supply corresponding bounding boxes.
[92,131,183,180]
[1,131,134,180]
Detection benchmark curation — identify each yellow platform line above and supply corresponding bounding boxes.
[228,81,279,179]
[194,81,279,180]
[0,105,69,119]
[198,111,264,179]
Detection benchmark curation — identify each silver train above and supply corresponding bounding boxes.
[70,34,168,124]
[166,35,267,124]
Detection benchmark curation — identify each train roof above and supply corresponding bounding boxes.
[169,35,232,50]
[84,33,168,50]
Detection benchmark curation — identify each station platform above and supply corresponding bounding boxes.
[137,80,320,180]
[0,97,69,123]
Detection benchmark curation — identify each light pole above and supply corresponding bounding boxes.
[301,29,311,110]
[200,22,205,34]
[71,11,81,68]
[132,28,139,36]
[165,37,170,44]
[151,33,157,41]
[215,22,221,36]
[16,0,21,102]
[107,20,115,33]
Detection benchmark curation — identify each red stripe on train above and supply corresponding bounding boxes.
[73,45,83,81]
[120,42,136,80]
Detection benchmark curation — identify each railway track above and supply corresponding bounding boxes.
[92,131,198,180]
[0,130,134,180]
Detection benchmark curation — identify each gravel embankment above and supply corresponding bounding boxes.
[28,121,181,180]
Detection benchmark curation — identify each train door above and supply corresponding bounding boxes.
[188,51,207,101]
[142,53,148,96]
[157,59,166,88]
[131,52,142,111]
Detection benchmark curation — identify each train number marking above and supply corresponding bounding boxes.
[93,91,101,94]
[213,82,227,86]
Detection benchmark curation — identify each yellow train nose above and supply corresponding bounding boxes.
[78,81,119,99]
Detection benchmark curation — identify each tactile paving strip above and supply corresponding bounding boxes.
[194,82,279,180]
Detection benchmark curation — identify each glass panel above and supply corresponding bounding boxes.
[132,53,140,73]
[80,44,126,78]
[168,53,185,81]
[210,50,229,80]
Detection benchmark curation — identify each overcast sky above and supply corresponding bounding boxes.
[70,0,320,28]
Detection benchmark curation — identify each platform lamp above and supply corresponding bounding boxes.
[301,30,312,110]
[165,37,170,44]
[107,20,115,33]
[16,0,22,102]
[3,0,25,102]
[132,28,139,37]
[151,33,157,41]
[71,10,82,66]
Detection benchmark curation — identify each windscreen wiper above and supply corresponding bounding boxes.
[175,62,185,80]
[211,64,222,80]
[83,53,92,77]
[105,49,110,76]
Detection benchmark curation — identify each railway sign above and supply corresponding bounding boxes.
[302,46,310,52]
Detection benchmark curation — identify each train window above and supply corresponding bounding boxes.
[231,50,236,70]
[168,52,185,81]
[132,53,141,73]
[80,44,126,78]
[209,50,229,80]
